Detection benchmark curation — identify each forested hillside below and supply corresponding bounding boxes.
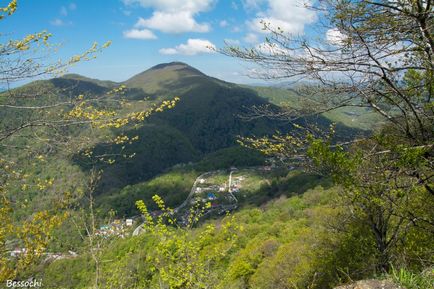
[2,61,367,213]
[1,0,433,288]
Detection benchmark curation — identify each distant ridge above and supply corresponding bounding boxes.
[60,73,116,85]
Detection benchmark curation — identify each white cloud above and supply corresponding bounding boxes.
[135,11,210,33]
[242,0,265,10]
[246,0,316,35]
[123,0,214,34]
[159,39,216,55]
[159,48,178,55]
[50,18,66,26]
[256,42,289,55]
[123,28,157,39]
[326,28,346,45]
[244,33,259,44]
[219,20,228,27]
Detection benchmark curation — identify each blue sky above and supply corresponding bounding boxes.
[2,0,320,84]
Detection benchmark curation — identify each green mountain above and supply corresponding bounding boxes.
[77,62,294,194]
[79,62,368,196]
[2,62,370,216]
[124,61,212,94]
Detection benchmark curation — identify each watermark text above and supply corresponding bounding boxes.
[5,279,42,288]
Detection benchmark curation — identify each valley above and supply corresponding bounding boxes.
[2,62,431,289]
[2,1,433,288]
[1,62,367,219]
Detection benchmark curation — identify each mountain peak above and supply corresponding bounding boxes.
[148,62,205,75]
[150,61,188,69]
[124,62,208,93]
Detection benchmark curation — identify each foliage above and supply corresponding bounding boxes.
[222,0,434,142]
[240,125,433,272]
[0,159,67,281]
[39,185,389,289]
[223,0,434,275]
[133,196,240,289]
[97,168,198,217]
[3,0,433,286]
[389,266,434,289]
[0,0,179,279]
[193,145,266,171]
[236,169,330,206]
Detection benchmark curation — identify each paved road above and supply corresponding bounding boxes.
[133,171,217,236]
[173,171,216,213]
[227,169,238,204]
[133,167,271,235]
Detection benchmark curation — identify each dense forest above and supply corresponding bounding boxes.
[0,0,433,289]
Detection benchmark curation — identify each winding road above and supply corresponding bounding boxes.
[133,171,219,236]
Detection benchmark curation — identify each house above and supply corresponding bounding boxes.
[126,219,133,226]
[10,248,26,257]
[207,193,217,201]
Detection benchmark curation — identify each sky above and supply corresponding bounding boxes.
[2,0,322,85]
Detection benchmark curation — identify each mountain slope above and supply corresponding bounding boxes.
[77,63,292,193]
[3,62,369,212]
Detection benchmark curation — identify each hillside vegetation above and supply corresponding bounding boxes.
[1,62,368,216]
[3,62,431,289]
[37,184,432,289]
[1,0,433,287]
